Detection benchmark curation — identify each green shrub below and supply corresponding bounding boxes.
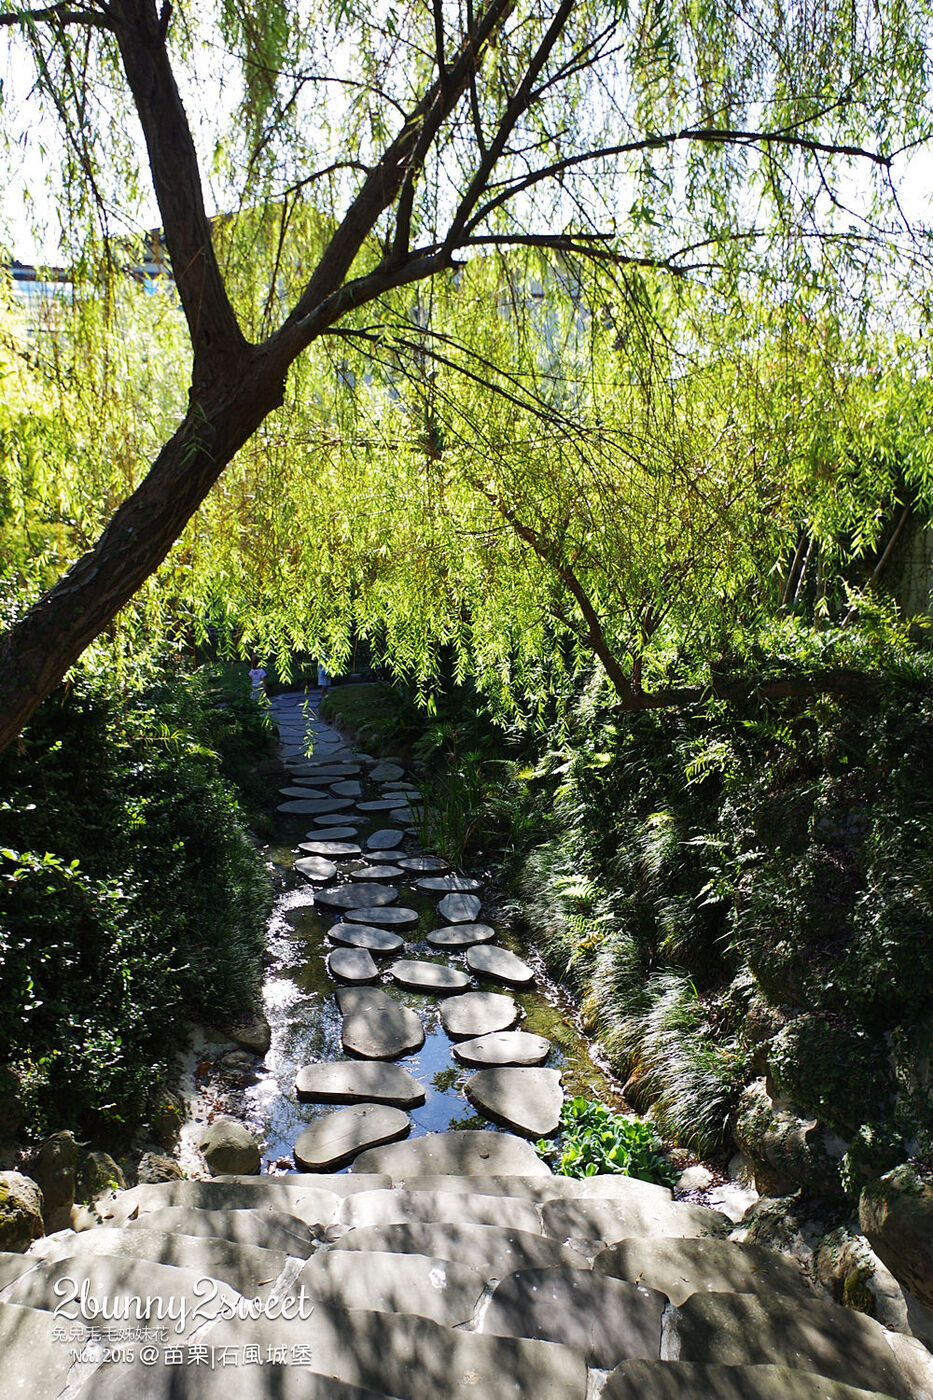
[536,1096,677,1185]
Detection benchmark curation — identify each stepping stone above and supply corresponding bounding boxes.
[397,855,449,873]
[467,944,535,987]
[337,986,425,1059]
[291,763,361,777]
[330,780,363,796]
[294,854,338,882]
[296,1250,486,1327]
[327,923,406,954]
[339,1188,542,1236]
[330,1221,590,1279]
[364,850,408,864]
[279,785,330,799]
[352,1129,552,1178]
[120,1205,314,1256]
[299,840,362,858]
[308,826,359,841]
[348,863,406,880]
[326,948,379,983]
[438,892,482,922]
[669,1292,914,1398]
[595,1236,812,1305]
[442,992,520,1038]
[315,883,398,908]
[382,784,421,797]
[0,1302,76,1398]
[366,828,404,850]
[357,797,409,811]
[294,1105,410,1171]
[481,1267,665,1369]
[454,1030,551,1067]
[388,959,472,993]
[417,874,481,891]
[390,806,422,823]
[466,1067,563,1137]
[312,813,361,827]
[602,1361,910,1400]
[541,1197,732,1248]
[370,762,405,781]
[87,1362,393,1400]
[278,797,355,815]
[344,905,420,928]
[428,922,496,948]
[98,1178,376,1228]
[295,1062,425,1107]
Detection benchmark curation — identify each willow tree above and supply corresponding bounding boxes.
[0,0,929,746]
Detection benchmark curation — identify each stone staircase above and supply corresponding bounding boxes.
[3,1130,932,1399]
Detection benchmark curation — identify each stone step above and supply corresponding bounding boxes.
[326,922,405,953]
[81,1359,394,1400]
[326,947,380,983]
[438,892,482,922]
[0,1251,40,1289]
[327,1220,590,1278]
[601,1361,904,1400]
[393,1172,674,1205]
[117,1205,314,1257]
[294,1104,411,1171]
[351,1129,552,1178]
[337,1187,543,1236]
[294,1249,487,1326]
[440,992,520,1038]
[96,1177,388,1227]
[336,986,425,1059]
[294,1061,425,1107]
[0,1300,79,1399]
[387,958,471,993]
[427,922,496,948]
[541,1195,731,1251]
[465,1066,563,1138]
[29,1228,290,1297]
[595,1234,813,1304]
[453,1030,551,1067]
[466,944,535,988]
[669,1291,915,1399]
[479,1265,666,1368]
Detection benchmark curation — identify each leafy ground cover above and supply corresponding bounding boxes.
[535,1095,677,1185]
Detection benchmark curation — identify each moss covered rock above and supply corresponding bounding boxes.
[767,1013,894,1140]
[733,1078,847,1197]
[0,1171,44,1251]
[859,1165,933,1308]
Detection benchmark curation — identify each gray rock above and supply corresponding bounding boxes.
[296,1249,486,1326]
[330,1220,589,1278]
[370,762,405,781]
[390,806,422,824]
[327,923,405,954]
[279,785,330,798]
[294,1105,411,1171]
[352,1129,551,1178]
[344,905,420,927]
[397,856,449,872]
[602,1361,904,1400]
[228,1014,272,1054]
[312,813,361,827]
[417,874,481,891]
[455,1031,551,1067]
[466,944,535,987]
[428,922,497,948]
[595,1235,812,1305]
[294,854,339,881]
[307,826,359,840]
[198,1117,261,1175]
[348,862,406,880]
[336,986,425,1059]
[364,849,409,864]
[299,839,362,857]
[676,1164,715,1193]
[466,1067,562,1137]
[278,797,355,814]
[136,1152,183,1183]
[481,1267,665,1368]
[98,1178,346,1229]
[0,1301,81,1397]
[120,1205,312,1256]
[357,797,409,811]
[75,1150,126,1203]
[326,947,379,983]
[860,1165,933,1309]
[388,958,472,993]
[0,1171,43,1251]
[338,1187,541,1235]
[315,882,398,908]
[438,891,482,922]
[441,991,520,1038]
[330,780,363,796]
[295,1062,425,1108]
[24,1130,76,1230]
[670,1291,913,1398]
[85,1361,396,1400]
[543,1196,730,1248]
[366,828,404,849]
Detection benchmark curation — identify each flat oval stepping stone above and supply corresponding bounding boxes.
[299,840,362,858]
[417,874,481,892]
[427,922,496,949]
[326,948,379,984]
[337,986,425,1059]
[278,797,355,815]
[466,1067,563,1138]
[454,1031,551,1067]
[308,826,359,841]
[327,923,405,954]
[294,855,339,882]
[388,960,471,994]
[466,945,535,988]
[291,764,361,777]
[344,905,420,928]
[294,1105,410,1171]
[315,883,398,909]
[370,762,404,781]
[279,785,330,799]
[330,780,363,797]
[366,828,403,850]
[364,849,408,864]
[397,856,449,873]
[313,813,361,827]
[390,806,423,824]
[349,863,406,880]
[357,797,409,812]
[352,1129,552,1178]
[295,1062,425,1108]
[438,892,482,922]
[441,992,520,1039]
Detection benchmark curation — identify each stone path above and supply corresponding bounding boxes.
[3,688,929,1398]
